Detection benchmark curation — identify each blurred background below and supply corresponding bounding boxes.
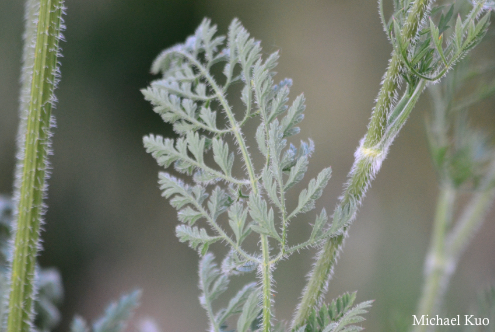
[1,1,495,331]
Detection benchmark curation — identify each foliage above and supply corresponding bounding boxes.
[296,292,373,332]
[143,17,342,332]
[69,291,141,332]
[2,0,495,332]
[143,1,495,332]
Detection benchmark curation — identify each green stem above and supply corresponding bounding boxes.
[412,186,456,332]
[292,0,432,319]
[179,51,273,332]
[8,0,64,331]
[446,158,495,266]
[261,236,272,332]
[413,158,495,332]
[292,78,425,328]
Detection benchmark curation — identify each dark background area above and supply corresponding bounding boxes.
[1,1,495,331]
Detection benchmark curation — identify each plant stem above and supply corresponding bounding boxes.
[261,236,272,332]
[8,0,64,331]
[292,0,431,326]
[186,52,273,332]
[412,186,455,332]
[412,158,495,332]
[292,80,427,329]
[447,159,495,260]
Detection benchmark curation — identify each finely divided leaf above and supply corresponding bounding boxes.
[248,192,282,242]
[176,225,222,255]
[213,138,235,176]
[291,167,332,218]
[199,106,218,130]
[281,140,315,172]
[208,187,232,220]
[93,291,141,332]
[285,156,309,190]
[186,131,205,164]
[281,94,305,137]
[323,300,373,332]
[216,282,257,326]
[310,208,329,242]
[253,52,279,112]
[199,254,228,306]
[267,83,291,124]
[228,202,251,244]
[178,206,204,225]
[237,288,262,332]
[262,168,282,209]
[158,172,208,209]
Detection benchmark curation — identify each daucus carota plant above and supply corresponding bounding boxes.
[143,1,494,331]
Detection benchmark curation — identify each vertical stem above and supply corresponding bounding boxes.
[8,1,64,331]
[412,186,455,332]
[193,56,273,332]
[261,236,272,332]
[292,0,432,327]
[447,159,495,260]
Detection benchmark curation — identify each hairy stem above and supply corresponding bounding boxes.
[292,76,426,328]
[183,51,273,331]
[261,236,272,332]
[8,0,64,331]
[292,0,432,321]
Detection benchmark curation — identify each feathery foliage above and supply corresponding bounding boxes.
[143,18,346,332]
[296,292,373,332]
[69,291,141,332]
[144,1,494,331]
[293,1,493,328]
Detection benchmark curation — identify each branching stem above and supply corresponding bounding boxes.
[175,50,273,332]
[292,0,432,325]
[413,159,495,332]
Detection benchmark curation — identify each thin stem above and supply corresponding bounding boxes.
[412,186,456,332]
[8,0,64,331]
[261,236,272,332]
[412,159,495,332]
[176,50,273,332]
[191,199,260,264]
[292,3,432,315]
[205,297,221,332]
[292,77,425,329]
[364,0,430,148]
[166,147,248,185]
[447,159,495,261]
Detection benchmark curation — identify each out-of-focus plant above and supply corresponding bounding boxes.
[412,58,495,332]
[142,1,495,331]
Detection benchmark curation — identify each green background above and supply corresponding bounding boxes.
[1,1,494,331]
